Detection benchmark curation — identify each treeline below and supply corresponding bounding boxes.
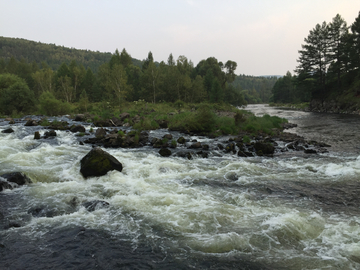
[232,75,278,103]
[272,12,360,103]
[0,47,249,115]
[0,36,142,71]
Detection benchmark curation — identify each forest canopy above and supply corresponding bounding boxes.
[0,37,277,115]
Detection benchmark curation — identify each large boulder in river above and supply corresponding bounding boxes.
[254,141,275,156]
[80,147,123,178]
[1,128,14,134]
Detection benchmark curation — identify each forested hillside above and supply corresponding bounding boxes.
[0,36,142,71]
[271,12,360,109]
[232,75,278,104]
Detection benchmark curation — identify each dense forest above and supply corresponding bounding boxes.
[0,37,143,71]
[271,12,360,105]
[0,37,277,116]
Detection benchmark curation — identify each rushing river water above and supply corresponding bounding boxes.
[0,105,360,269]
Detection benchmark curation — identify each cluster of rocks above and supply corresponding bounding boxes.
[310,99,360,114]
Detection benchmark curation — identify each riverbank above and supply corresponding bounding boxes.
[270,96,360,115]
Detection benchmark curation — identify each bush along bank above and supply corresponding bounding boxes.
[1,104,330,159]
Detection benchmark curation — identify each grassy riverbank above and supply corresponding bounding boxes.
[76,101,287,136]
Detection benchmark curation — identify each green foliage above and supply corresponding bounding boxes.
[39,91,72,116]
[0,78,36,115]
[243,135,251,143]
[239,114,287,134]
[174,100,185,109]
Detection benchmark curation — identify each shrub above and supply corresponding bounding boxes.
[243,135,251,143]
[0,81,36,115]
[39,92,71,116]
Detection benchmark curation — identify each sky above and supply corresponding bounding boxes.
[1,0,360,76]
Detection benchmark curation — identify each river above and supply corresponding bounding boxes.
[0,104,359,269]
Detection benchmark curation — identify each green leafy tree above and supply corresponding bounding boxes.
[0,77,35,114]
[32,68,54,97]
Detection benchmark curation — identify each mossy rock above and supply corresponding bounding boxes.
[254,141,275,155]
[80,147,123,178]
[159,148,172,157]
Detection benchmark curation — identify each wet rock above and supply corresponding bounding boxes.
[119,112,130,121]
[48,121,69,130]
[83,200,110,212]
[304,149,317,154]
[1,172,32,186]
[177,137,186,144]
[225,143,236,154]
[254,141,275,156]
[27,206,57,218]
[80,147,123,178]
[225,172,238,181]
[0,180,12,191]
[189,142,202,149]
[202,144,210,151]
[152,138,168,148]
[1,128,14,134]
[95,128,107,139]
[70,125,86,133]
[282,123,298,129]
[217,144,224,150]
[159,148,172,157]
[110,117,122,126]
[93,120,111,127]
[4,222,22,229]
[74,114,86,121]
[175,151,193,160]
[196,151,209,158]
[156,119,168,128]
[162,134,173,140]
[34,131,40,139]
[44,130,57,138]
[24,119,38,126]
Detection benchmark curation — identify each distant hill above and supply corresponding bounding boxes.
[0,36,142,71]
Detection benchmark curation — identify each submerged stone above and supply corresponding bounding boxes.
[83,200,110,212]
[80,147,123,178]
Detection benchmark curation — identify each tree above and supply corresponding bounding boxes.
[82,68,97,101]
[142,51,154,71]
[328,14,349,87]
[0,78,35,114]
[120,48,132,68]
[296,21,331,98]
[32,68,54,97]
[107,63,129,106]
[58,75,75,103]
[272,71,294,103]
[350,11,360,71]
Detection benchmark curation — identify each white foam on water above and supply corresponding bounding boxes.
[1,124,360,269]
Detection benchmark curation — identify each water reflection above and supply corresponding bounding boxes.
[246,104,360,154]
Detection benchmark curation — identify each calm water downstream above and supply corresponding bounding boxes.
[0,105,360,269]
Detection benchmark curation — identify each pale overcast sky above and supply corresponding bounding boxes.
[1,0,359,76]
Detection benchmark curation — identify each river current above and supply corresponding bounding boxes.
[0,104,360,269]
